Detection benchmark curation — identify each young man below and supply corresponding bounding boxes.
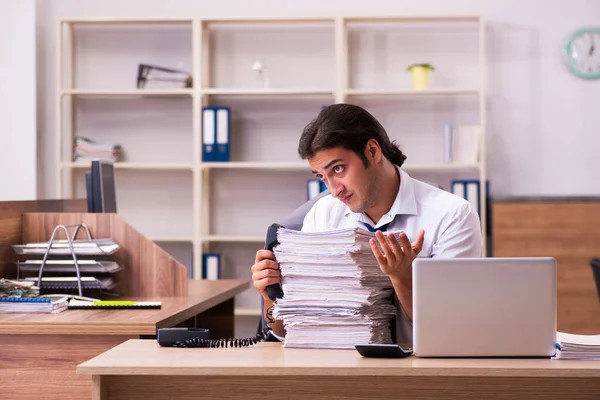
[251,103,482,343]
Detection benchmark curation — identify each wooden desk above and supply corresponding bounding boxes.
[78,340,600,400]
[0,279,248,400]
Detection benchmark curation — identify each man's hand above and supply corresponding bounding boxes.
[251,249,281,301]
[369,230,425,288]
[370,229,425,322]
[251,249,286,338]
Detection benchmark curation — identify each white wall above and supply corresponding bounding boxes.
[0,0,37,200]
[35,0,600,197]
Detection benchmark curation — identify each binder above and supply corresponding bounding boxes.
[307,179,327,200]
[443,123,454,163]
[216,107,230,162]
[202,253,221,280]
[450,180,465,200]
[450,179,489,217]
[202,107,216,161]
[465,180,481,217]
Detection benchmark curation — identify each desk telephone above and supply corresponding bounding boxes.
[157,223,283,348]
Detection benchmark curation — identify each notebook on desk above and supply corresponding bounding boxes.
[0,296,69,313]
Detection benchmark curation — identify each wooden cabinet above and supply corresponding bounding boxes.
[492,198,600,334]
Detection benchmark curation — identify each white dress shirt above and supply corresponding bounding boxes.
[300,165,483,346]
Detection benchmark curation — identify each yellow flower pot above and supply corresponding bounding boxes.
[407,64,434,90]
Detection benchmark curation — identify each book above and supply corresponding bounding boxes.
[0,296,68,313]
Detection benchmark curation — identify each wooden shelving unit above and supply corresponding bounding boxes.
[57,15,487,317]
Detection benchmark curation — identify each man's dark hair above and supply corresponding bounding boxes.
[298,103,407,167]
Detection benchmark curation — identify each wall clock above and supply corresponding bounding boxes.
[564,26,600,80]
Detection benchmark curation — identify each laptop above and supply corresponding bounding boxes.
[412,257,557,357]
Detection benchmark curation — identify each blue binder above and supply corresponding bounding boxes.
[450,179,490,217]
[202,253,221,280]
[202,107,216,161]
[215,107,230,162]
[307,179,327,200]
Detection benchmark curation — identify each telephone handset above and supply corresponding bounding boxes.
[265,223,284,301]
[157,223,283,348]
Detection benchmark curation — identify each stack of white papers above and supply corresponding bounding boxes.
[554,332,600,360]
[272,227,397,349]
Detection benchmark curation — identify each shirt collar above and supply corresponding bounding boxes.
[345,165,418,227]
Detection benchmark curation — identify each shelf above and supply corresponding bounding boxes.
[202,162,478,173]
[149,236,194,243]
[61,17,194,25]
[202,235,264,243]
[61,16,480,26]
[61,89,193,97]
[403,163,480,173]
[203,88,334,96]
[203,17,335,25]
[344,15,481,23]
[201,162,309,171]
[345,88,480,97]
[235,307,262,317]
[62,162,194,171]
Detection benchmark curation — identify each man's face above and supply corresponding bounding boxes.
[308,146,381,213]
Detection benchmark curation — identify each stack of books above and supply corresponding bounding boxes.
[272,227,397,349]
[73,136,123,163]
[136,63,192,89]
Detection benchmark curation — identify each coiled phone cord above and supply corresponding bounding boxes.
[172,303,277,348]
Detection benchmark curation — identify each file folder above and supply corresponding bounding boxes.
[307,179,327,200]
[450,180,465,200]
[450,179,485,217]
[202,253,221,280]
[465,180,481,217]
[216,107,230,162]
[202,107,216,161]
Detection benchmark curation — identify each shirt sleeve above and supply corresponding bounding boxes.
[431,202,483,258]
[269,329,285,342]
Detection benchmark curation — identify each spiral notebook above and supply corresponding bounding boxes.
[0,296,69,313]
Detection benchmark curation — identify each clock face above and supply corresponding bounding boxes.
[564,27,600,79]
